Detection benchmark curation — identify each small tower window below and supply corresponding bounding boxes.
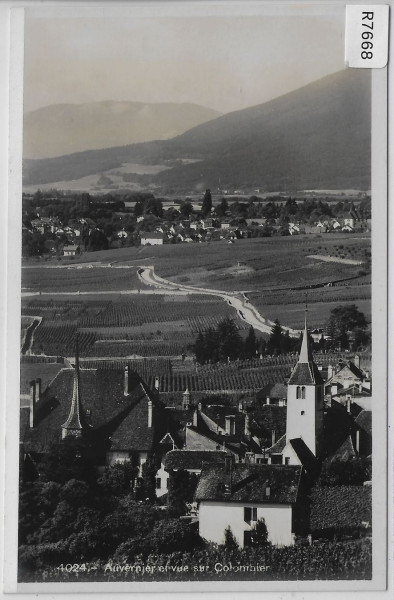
[301,386,306,399]
[301,410,305,415]
[296,386,301,399]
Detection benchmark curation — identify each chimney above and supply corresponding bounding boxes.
[148,399,153,428]
[224,455,232,497]
[346,398,352,413]
[327,364,334,380]
[154,376,160,391]
[193,407,198,427]
[354,354,360,369]
[238,398,244,412]
[244,413,251,437]
[265,486,271,499]
[29,381,36,428]
[271,429,276,447]
[225,415,235,436]
[35,378,41,403]
[182,387,190,410]
[124,366,129,395]
[355,430,360,454]
[266,396,270,405]
[198,401,202,412]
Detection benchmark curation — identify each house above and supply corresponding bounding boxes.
[195,458,305,547]
[184,403,259,460]
[325,357,371,396]
[140,232,164,246]
[19,362,181,476]
[63,244,80,257]
[288,223,300,236]
[220,221,232,230]
[257,383,287,407]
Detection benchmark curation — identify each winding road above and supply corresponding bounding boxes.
[138,266,299,337]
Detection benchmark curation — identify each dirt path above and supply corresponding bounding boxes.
[138,266,299,337]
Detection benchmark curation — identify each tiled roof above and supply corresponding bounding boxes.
[201,406,245,435]
[251,405,286,439]
[21,368,175,454]
[288,362,324,386]
[164,450,227,471]
[20,362,67,397]
[267,434,286,454]
[258,382,287,400]
[195,463,302,503]
[355,410,372,436]
[329,435,357,462]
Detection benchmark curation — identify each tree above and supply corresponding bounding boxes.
[267,319,283,355]
[250,518,269,547]
[88,229,109,252]
[201,189,212,216]
[325,305,368,351]
[135,454,158,502]
[37,437,95,485]
[180,200,193,219]
[167,469,198,516]
[244,326,258,359]
[223,525,238,550]
[217,317,242,361]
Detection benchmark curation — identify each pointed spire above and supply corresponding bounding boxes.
[61,334,88,438]
[298,306,313,363]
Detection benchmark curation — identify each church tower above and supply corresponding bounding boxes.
[61,337,89,439]
[286,311,324,457]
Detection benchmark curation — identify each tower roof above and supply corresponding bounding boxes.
[288,310,324,386]
[61,338,89,434]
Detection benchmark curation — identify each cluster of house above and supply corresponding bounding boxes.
[27,216,98,256]
[288,216,371,236]
[19,316,372,548]
[139,217,248,246]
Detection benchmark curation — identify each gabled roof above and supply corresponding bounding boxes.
[164,450,227,471]
[140,232,164,240]
[21,368,172,454]
[329,435,357,462]
[355,410,372,436]
[288,362,324,386]
[195,463,302,504]
[267,434,286,454]
[257,382,287,400]
[288,313,324,386]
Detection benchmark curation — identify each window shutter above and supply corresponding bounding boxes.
[252,507,257,521]
[244,507,252,522]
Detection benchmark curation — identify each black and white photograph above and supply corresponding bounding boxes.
[2,0,389,593]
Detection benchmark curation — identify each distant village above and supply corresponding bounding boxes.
[21,189,371,258]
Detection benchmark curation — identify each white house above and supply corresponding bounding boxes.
[195,459,303,547]
[140,232,164,246]
[63,244,80,257]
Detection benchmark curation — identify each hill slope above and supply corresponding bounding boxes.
[23,101,221,159]
[23,69,371,191]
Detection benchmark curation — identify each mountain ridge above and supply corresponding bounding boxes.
[23,69,371,191]
[23,101,222,159]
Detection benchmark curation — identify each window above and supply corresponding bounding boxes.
[155,478,161,490]
[296,386,301,399]
[301,386,306,399]
[285,457,290,465]
[244,507,257,523]
[271,454,283,465]
[301,410,305,415]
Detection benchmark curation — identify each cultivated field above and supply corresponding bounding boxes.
[21,233,371,363]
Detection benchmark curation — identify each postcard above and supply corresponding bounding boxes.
[2,0,390,595]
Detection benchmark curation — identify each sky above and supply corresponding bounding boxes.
[24,5,346,115]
